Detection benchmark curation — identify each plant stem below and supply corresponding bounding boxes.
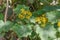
[4,0,9,23]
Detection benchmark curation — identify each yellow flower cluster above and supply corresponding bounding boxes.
[18,8,32,20]
[57,21,60,27]
[35,14,48,28]
[35,17,41,23]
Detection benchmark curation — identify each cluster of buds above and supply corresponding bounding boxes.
[18,8,32,20]
[35,14,48,28]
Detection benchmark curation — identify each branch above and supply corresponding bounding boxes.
[4,0,9,23]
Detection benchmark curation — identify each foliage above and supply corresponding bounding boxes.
[0,0,60,40]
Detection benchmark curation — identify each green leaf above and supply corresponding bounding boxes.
[0,20,13,37]
[43,5,60,12]
[56,11,60,19]
[0,13,4,20]
[46,11,60,23]
[35,24,56,40]
[33,10,45,17]
[12,24,32,38]
[0,20,5,28]
[46,11,57,22]
[56,31,60,38]
[14,5,29,14]
[0,21,13,32]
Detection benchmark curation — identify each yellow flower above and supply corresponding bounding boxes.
[25,11,32,19]
[35,17,41,23]
[26,11,32,17]
[21,8,25,13]
[18,14,24,19]
[41,17,47,24]
[19,9,32,20]
[28,11,32,16]
[57,21,60,27]
[22,11,27,15]
[26,16,31,20]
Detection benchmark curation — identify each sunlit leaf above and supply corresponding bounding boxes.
[12,24,32,38]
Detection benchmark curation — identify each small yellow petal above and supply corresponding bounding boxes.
[26,16,30,20]
[25,11,32,20]
[22,11,27,15]
[41,17,47,24]
[18,14,24,19]
[21,8,25,13]
[57,21,60,27]
[26,11,32,16]
[35,17,41,23]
